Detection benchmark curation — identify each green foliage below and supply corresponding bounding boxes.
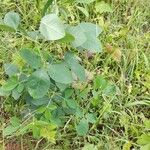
[48,62,73,84]
[20,49,42,69]
[27,69,50,99]
[76,118,89,136]
[39,14,65,40]
[3,11,20,30]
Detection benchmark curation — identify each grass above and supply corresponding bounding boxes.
[0,0,150,149]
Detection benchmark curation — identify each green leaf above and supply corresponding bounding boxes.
[20,49,42,69]
[141,144,150,150]
[56,82,69,91]
[31,96,50,106]
[40,124,57,142]
[4,125,19,136]
[78,22,102,52]
[48,63,73,84]
[4,63,19,77]
[42,0,54,16]
[80,34,102,52]
[67,25,86,47]
[0,23,16,32]
[65,99,77,109]
[12,88,21,100]
[0,87,11,96]
[103,84,116,95]
[4,11,20,30]
[82,144,98,150]
[86,113,97,123]
[137,134,150,145]
[79,22,102,37]
[76,0,95,4]
[65,52,86,81]
[39,14,65,40]
[76,118,89,136]
[95,1,113,14]
[27,69,50,99]
[94,75,107,90]
[58,33,75,43]
[76,6,89,18]
[2,76,18,91]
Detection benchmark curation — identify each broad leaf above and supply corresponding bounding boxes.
[48,63,73,84]
[27,69,50,99]
[39,14,65,40]
[2,76,18,91]
[4,63,19,77]
[65,52,86,81]
[67,25,86,47]
[20,49,42,69]
[76,118,89,136]
[78,23,102,52]
[4,11,20,30]
[79,22,102,37]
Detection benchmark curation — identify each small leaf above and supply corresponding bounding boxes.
[12,88,21,100]
[39,14,65,40]
[76,118,89,136]
[4,125,19,136]
[76,6,89,17]
[4,63,19,77]
[95,1,113,14]
[0,87,11,96]
[65,99,77,109]
[20,49,42,69]
[2,76,18,91]
[58,33,75,43]
[4,11,20,30]
[86,113,97,123]
[94,75,107,90]
[40,125,57,143]
[27,69,50,99]
[137,134,150,145]
[48,63,73,84]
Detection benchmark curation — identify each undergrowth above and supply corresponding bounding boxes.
[0,0,150,150]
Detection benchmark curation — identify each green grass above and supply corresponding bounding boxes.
[0,0,150,149]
